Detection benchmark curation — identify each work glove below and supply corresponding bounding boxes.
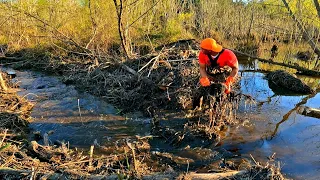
[200,77,210,87]
[224,76,235,94]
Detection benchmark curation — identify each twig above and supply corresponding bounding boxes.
[125,0,161,30]
[138,54,161,73]
[88,145,94,171]
[187,160,189,173]
[43,133,49,146]
[0,129,8,147]
[0,134,16,137]
[250,154,259,165]
[0,73,8,91]
[78,99,83,125]
[126,140,137,172]
[147,56,159,77]
[166,58,197,62]
[0,56,24,62]
[2,138,22,145]
[58,158,89,167]
[121,64,137,75]
[166,88,171,101]
[30,167,34,180]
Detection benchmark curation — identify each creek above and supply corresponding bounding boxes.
[2,58,320,179]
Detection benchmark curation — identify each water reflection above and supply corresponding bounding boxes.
[223,70,320,180]
[8,70,151,148]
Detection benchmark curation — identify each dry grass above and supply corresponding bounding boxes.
[0,137,156,179]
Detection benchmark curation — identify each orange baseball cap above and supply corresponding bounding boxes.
[200,38,222,52]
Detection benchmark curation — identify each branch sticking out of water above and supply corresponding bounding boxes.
[78,99,83,125]
[0,73,8,91]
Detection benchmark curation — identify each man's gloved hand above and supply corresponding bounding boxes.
[224,76,235,94]
[200,77,210,87]
[225,76,235,86]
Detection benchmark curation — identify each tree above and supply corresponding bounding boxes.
[314,0,320,18]
[281,0,320,56]
[113,0,129,59]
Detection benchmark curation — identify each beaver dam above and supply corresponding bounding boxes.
[1,41,320,179]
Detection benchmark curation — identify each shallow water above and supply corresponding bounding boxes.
[4,70,151,148]
[2,61,320,179]
[222,60,320,180]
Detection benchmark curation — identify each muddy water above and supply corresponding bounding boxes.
[6,70,151,148]
[3,60,320,179]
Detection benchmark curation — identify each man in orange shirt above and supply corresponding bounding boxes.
[198,38,238,94]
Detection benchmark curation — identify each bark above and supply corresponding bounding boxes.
[297,106,320,118]
[186,171,246,180]
[281,0,320,56]
[314,0,320,18]
[85,0,97,49]
[247,9,254,44]
[113,0,129,59]
[0,73,8,91]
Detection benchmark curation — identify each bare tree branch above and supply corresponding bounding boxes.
[125,0,161,30]
[4,4,91,54]
[113,0,129,59]
[86,0,98,49]
[281,0,320,56]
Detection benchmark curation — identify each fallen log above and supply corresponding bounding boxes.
[186,171,246,180]
[0,56,24,64]
[297,106,320,119]
[0,168,246,180]
[231,49,320,76]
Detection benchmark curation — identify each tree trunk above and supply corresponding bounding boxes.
[297,106,320,119]
[281,0,320,56]
[314,0,320,18]
[113,0,130,59]
[247,8,254,44]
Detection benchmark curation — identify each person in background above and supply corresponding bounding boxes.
[198,38,239,94]
[270,44,278,60]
